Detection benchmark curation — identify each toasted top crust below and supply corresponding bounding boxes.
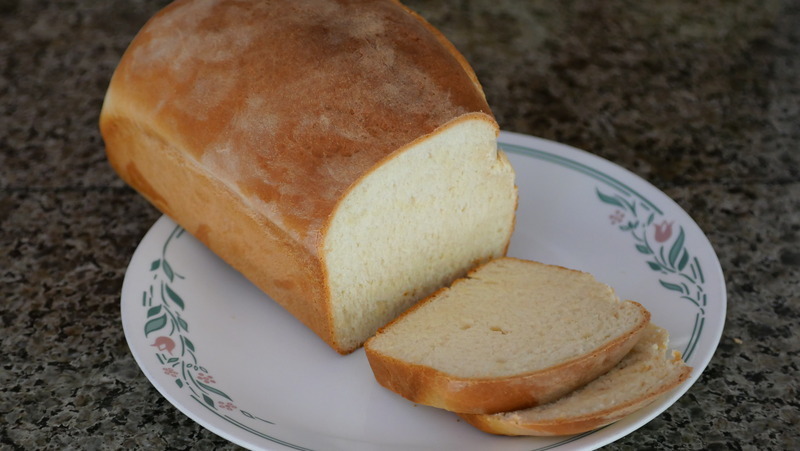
[101,0,493,252]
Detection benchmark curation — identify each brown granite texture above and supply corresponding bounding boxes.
[2,0,798,449]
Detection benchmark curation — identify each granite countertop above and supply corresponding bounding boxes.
[2,0,798,449]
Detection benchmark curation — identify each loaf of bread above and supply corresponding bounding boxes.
[364,258,651,414]
[100,0,517,354]
[459,324,692,435]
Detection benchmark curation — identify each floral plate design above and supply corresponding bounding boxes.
[121,132,726,450]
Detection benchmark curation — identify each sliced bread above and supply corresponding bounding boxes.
[364,257,651,414]
[459,324,692,435]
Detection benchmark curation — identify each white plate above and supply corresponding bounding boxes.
[121,132,726,450]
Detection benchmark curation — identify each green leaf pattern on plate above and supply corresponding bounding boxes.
[597,187,707,360]
[142,225,275,426]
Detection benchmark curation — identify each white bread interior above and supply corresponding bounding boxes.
[364,258,651,414]
[324,117,516,352]
[459,324,692,436]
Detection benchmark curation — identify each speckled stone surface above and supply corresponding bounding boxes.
[1,0,798,449]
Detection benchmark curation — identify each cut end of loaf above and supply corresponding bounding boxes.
[323,115,517,353]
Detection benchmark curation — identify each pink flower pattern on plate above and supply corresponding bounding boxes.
[609,210,625,225]
[218,401,237,411]
[151,336,176,355]
[197,373,216,384]
[654,220,674,243]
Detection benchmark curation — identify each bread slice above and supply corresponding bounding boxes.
[459,324,692,435]
[364,258,651,414]
[100,0,517,354]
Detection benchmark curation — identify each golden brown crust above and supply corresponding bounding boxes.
[101,114,335,347]
[364,294,651,414]
[387,0,485,97]
[459,364,691,436]
[103,0,493,252]
[100,0,496,354]
[457,325,693,436]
